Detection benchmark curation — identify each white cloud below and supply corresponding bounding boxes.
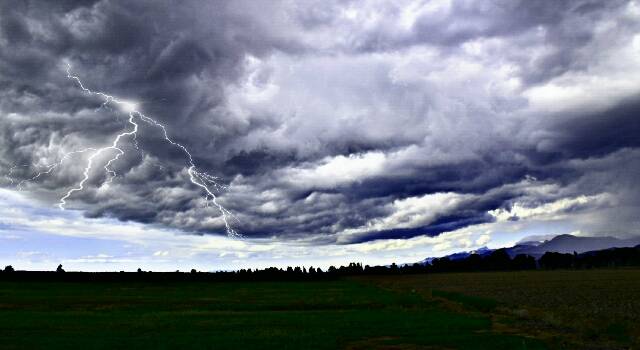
[489,194,614,222]
[285,152,387,188]
[475,234,491,246]
[0,189,495,270]
[338,192,473,242]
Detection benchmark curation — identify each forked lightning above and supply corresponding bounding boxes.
[14,63,239,238]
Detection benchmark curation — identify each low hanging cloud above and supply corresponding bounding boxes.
[1,0,639,244]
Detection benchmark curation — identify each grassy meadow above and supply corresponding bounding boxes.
[1,269,638,349]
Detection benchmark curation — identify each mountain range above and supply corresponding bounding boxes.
[421,234,640,263]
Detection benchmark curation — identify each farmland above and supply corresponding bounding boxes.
[0,269,638,349]
[364,269,640,349]
[0,279,542,350]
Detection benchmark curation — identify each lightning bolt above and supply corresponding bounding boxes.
[17,63,239,238]
[4,164,29,186]
[16,148,96,191]
[57,107,138,210]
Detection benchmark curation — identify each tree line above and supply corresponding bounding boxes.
[2,245,639,282]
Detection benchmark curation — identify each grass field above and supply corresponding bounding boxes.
[0,279,543,349]
[363,269,640,349]
[1,270,638,349]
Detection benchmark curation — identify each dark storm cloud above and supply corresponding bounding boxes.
[543,96,640,160]
[347,0,631,86]
[1,0,639,243]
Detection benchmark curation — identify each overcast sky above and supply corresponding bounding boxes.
[1,0,639,271]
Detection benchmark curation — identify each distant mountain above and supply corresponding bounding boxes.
[420,246,492,264]
[507,234,640,258]
[421,234,640,262]
[515,234,557,246]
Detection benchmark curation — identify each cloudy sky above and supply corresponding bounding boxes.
[1,0,639,271]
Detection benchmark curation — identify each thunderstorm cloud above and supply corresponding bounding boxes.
[1,0,639,247]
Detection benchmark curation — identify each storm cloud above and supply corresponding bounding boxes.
[1,0,639,244]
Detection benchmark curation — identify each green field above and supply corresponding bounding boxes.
[1,270,638,349]
[0,279,542,349]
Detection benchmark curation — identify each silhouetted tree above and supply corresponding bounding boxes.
[464,254,483,271]
[484,249,512,270]
[511,254,536,270]
[539,252,574,269]
[431,257,452,271]
[2,244,638,283]
[575,246,640,268]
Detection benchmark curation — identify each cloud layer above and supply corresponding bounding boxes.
[1,0,639,245]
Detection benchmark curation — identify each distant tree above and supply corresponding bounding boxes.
[484,249,512,270]
[137,268,143,273]
[3,265,14,273]
[464,254,483,271]
[56,264,65,273]
[431,257,452,271]
[190,269,197,274]
[511,254,536,270]
[539,252,574,269]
